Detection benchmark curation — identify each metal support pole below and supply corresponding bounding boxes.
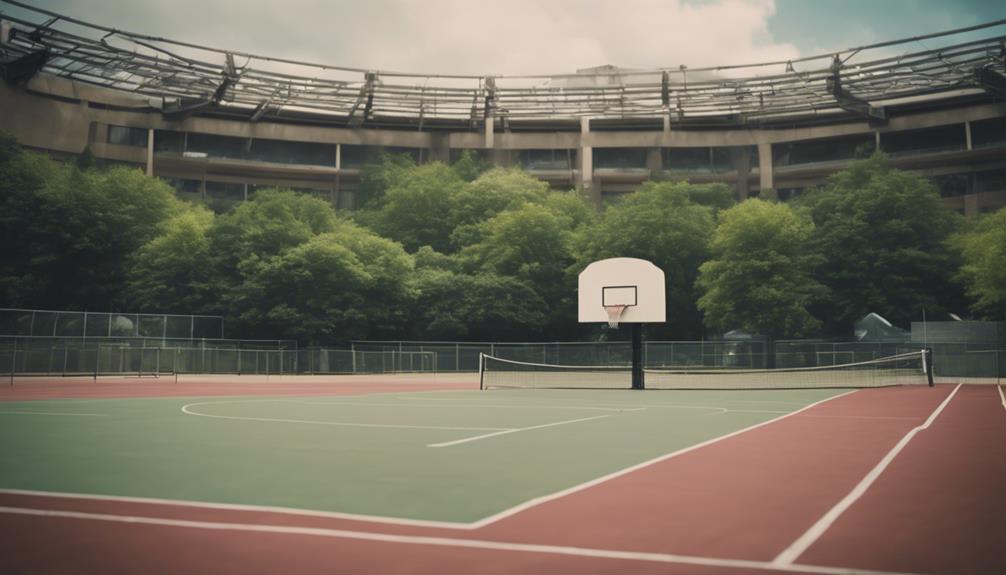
[631,324,644,390]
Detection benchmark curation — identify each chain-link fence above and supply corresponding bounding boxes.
[1,308,225,340]
[0,343,437,376]
[3,337,1000,381]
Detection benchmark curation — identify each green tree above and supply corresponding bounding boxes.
[951,207,1006,318]
[458,194,592,335]
[450,150,487,182]
[0,137,183,309]
[358,151,416,208]
[697,200,826,338]
[410,268,548,340]
[795,155,966,333]
[235,223,414,343]
[207,188,339,283]
[361,162,467,253]
[127,206,216,313]
[453,167,551,228]
[574,181,717,339]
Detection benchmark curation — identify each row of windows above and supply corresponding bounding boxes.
[108,115,1005,172]
[164,178,341,213]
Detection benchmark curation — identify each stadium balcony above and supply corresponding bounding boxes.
[1,2,1005,214]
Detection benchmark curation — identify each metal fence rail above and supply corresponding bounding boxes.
[4,339,1001,381]
[1,344,436,376]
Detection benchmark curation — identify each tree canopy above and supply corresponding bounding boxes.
[697,199,826,338]
[794,154,966,334]
[1,133,992,345]
[951,207,1006,318]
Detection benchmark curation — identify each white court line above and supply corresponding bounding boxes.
[998,384,1005,411]
[466,390,856,528]
[0,505,926,575]
[772,384,962,567]
[284,399,637,412]
[3,389,857,533]
[428,414,616,448]
[181,401,507,433]
[0,410,106,417]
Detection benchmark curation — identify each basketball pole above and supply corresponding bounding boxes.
[631,323,644,390]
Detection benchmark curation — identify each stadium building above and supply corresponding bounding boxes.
[1,2,1005,214]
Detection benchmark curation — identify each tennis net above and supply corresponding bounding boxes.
[479,350,933,390]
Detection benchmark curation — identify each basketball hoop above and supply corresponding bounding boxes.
[605,305,626,329]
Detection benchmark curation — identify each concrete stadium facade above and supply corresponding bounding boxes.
[2,4,1005,214]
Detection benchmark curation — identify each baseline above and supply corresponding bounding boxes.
[0,504,927,575]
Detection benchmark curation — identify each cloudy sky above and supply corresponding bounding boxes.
[8,0,1006,76]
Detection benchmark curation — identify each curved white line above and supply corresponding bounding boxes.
[180,401,508,432]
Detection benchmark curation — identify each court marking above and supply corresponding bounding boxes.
[427,414,616,448]
[0,410,106,417]
[0,505,927,575]
[998,384,1005,411]
[3,388,856,531]
[181,400,509,433]
[772,384,962,566]
[282,398,641,412]
[466,390,857,528]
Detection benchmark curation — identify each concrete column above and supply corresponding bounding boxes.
[485,115,494,149]
[429,133,450,163]
[733,147,752,201]
[965,121,972,151]
[757,142,773,193]
[145,128,154,176]
[578,117,599,206]
[335,143,341,170]
[645,148,662,174]
[964,193,979,217]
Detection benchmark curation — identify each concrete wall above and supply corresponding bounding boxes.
[3,74,1006,213]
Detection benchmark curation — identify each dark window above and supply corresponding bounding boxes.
[186,133,246,159]
[665,148,712,172]
[881,124,965,156]
[164,178,202,204]
[594,148,647,170]
[205,181,246,213]
[971,117,1006,149]
[248,139,336,166]
[776,187,806,202]
[342,146,422,169]
[518,149,573,170]
[974,169,1006,194]
[108,125,148,148]
[154,130,185,156]
[773,134,875,167]
[929,173,971,198]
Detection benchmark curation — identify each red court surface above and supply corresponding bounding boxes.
[1,381,1003,575]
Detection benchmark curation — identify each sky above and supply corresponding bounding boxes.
[6,0,1006,76]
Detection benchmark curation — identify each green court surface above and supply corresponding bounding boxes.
[0,388,846,523]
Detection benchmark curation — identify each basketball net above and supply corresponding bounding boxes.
[605,305,627,329]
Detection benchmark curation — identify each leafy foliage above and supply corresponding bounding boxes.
[574,181,716,339]
[794,154,965,333]
[0,138,183,309]
[697,200,826,338]
[951,207,1006,318]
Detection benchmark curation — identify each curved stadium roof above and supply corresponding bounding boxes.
[1,0,1005,130]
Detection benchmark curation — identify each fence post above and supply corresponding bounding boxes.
[9,338,15,386]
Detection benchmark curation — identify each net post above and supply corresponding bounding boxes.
[924,348,934,387]
[9,338,15,387]
[479,353,485,390]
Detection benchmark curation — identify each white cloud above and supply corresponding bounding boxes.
[29,0,802,77]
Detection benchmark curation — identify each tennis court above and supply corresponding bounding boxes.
[1,371,1003,574]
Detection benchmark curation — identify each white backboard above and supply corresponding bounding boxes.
[578,257,666,324]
